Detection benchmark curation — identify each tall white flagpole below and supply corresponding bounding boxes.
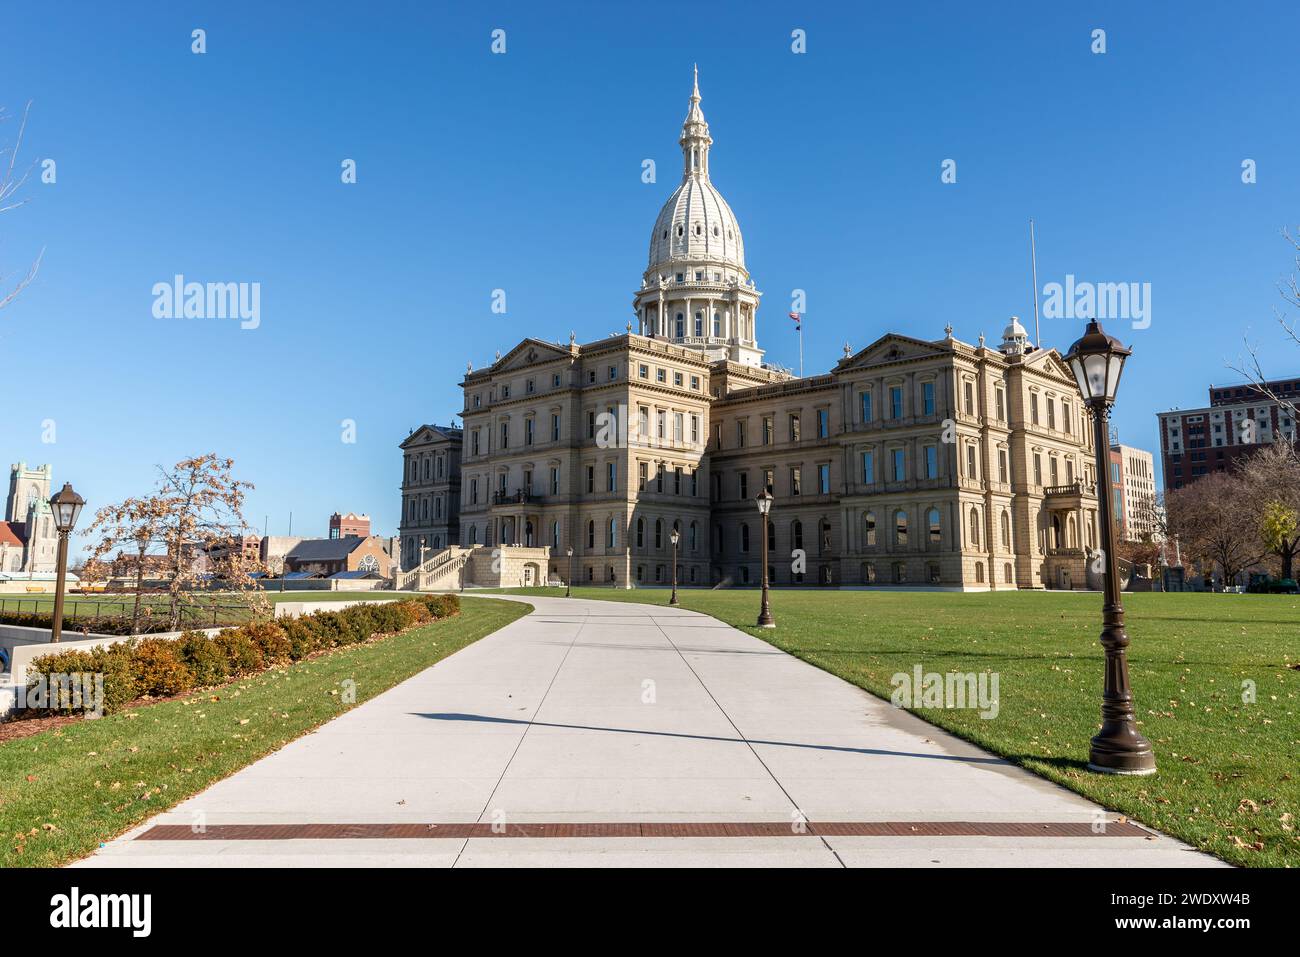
[799,319,804,378]
[1029,219,1041,347]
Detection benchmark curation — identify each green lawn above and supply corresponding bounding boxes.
[0,596,529,867]
[497,586,1299,868]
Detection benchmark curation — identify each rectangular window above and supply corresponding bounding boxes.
[657,410,666,440]
[862,450,874,483]
[892,448,905,481]
[818,464,830,494]
[963,381,973,415]
[638,406,649,441]
[607,462,617,492]
[924,382,936,416]
[925,445,937,479]
[675,467,682,495]
[890,386,903,419]
[690,468,699,497]
[966,444,977,479]
[1031,394,1039,425]
[996,389,1005,421]
[861,391,872,424]
[609,365,617,381]
[690,414,699,444]
[553,373,561,388]
[791,467,802,495]
[586,466,595,493]
[817,409,829,438]
[690,375,700,390]
[656,368,666,383]
[525,418,534,446]
[551,413,561,441]
[638,461,648,490]
[998,450,1008,483]
[500,422,509,449]
[673,371,683,387]
[639,364,649,379]
[738,472,749,500]
[1047,398,1056,430]
[586,411,595,439]
[1033,454,1042,485]
[790,414,801,442]
[550,467,559,495]
[763,468,774,493]
[762,416,773,445]
[737,420,746,447]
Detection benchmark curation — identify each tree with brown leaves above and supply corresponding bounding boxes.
[1165,470,1268,588]
[83,454,268,632]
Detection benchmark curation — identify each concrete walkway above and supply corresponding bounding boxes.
[77,595,1222,868]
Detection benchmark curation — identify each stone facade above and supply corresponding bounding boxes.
[398,424,462,571]
[407,74,1106,591]
[0,462,57,576]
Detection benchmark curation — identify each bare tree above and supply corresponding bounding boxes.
[85,455,268,631]
[154,454,267,629]
[83,496,169,634]
[1165,471,1267,587]
[1239,440,1300,580]
[0,102,43,312]
[1233,228,1300,419]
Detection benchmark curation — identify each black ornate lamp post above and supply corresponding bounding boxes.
[755,489,775,628]
[669,527,681,606]
[565,546,574,598]
[48,483,86,644]
[1064,319,1156,776]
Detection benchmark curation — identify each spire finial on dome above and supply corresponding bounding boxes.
[680,65,712,180]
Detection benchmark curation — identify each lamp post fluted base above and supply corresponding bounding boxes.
[1088,733,1157,776]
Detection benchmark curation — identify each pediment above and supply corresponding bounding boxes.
[1021,347,1078,387]
[836,334,946,371]
[494,338,571,372]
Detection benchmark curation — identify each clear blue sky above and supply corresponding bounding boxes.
[3,1,1297,551]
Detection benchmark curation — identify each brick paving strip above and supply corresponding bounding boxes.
[136,820,1153,841]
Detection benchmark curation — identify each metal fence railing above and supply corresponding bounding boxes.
[0,597,253,631]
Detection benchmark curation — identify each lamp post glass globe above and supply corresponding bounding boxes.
[1064,319,1154,776]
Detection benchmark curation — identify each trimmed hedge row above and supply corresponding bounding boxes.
[0,612,149,636]
[24,594,459,716]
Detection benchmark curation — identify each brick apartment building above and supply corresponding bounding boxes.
[1157,377,1299,492]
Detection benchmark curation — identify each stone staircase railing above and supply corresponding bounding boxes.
[396,547,472,592]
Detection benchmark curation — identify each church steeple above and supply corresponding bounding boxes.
[680,65,712,180]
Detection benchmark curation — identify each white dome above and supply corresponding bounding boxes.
[647,177,745,276]
[1003,316,1028,340]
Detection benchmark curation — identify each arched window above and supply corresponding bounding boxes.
[740,523,750,553]
[792,519,803,550]
[864,511,877,546]
[970,507,981,548]
[587,520,595,549]
[895,510,908,546]
[927,507,941,545]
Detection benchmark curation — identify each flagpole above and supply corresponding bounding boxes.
[799,321,804,378]
[1029,219,1041,348]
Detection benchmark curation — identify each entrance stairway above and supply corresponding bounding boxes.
[395,547,471,592]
